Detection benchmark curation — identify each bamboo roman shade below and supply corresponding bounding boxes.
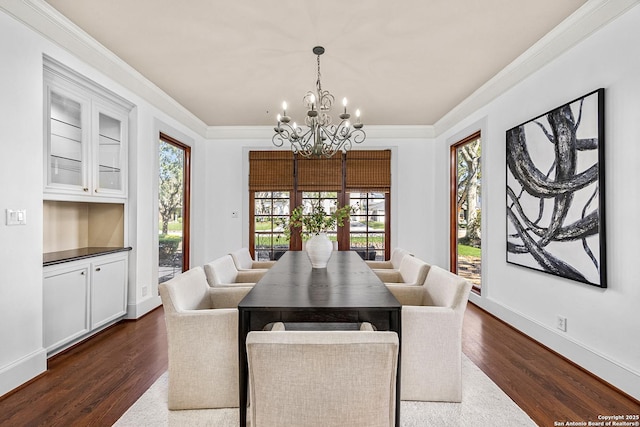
[249,151,294,190]
[249,150,390,192]
[297,156,342,191]
[345,150,391,192]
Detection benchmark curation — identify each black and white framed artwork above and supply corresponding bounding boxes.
[506,88,606,288]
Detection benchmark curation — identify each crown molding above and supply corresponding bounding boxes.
[1,0,208,137]
[205,125,435,141]
[433,0,639,137]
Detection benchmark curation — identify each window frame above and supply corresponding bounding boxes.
[249,151,391,261]
[449,131,481,294]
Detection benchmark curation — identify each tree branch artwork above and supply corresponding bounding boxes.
[505,89,606,287]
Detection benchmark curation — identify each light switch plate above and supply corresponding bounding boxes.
[6,209,27,225]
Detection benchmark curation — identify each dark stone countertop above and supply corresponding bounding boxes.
[43,246,132,266]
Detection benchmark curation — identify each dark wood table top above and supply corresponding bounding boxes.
[239,250,400,311]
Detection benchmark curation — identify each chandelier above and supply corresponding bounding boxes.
[272,46,365,158]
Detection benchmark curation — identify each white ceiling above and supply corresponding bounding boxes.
[43,0,587,127]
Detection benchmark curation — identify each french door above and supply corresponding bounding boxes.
[158,133,190,283]
[450,132,482,293]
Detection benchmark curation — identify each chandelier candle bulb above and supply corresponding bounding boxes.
[354,109,363,128]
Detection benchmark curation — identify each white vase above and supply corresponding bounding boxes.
[305,233,333,268]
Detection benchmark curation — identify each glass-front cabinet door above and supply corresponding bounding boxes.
[93,102,127,196]
[44,65,130,200]
[45,83,91,193]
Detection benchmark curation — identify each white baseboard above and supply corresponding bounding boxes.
[125,295,162,320]
[0,348,47,398]
[469,293,640,400]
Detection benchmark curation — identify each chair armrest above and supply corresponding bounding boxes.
[211,282,256,288]
[374,270,402,283]
[385,285,424,306]
[360,322,375,331]
[209,286,253,308]
[366,260,393,269]
[402,305,461,332]
[252,261,276,269]
[166,309,238,346]
[236,270,266,283]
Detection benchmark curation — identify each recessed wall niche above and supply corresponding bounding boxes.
[43,201,124,253]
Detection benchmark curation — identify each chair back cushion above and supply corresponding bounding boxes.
[398,255,430,285]
[423,265,472,314]
[247,330,398,427]
[389,247,410,269]
[159,266,210,313]
[204,255,239,285]
[230,248,254,270]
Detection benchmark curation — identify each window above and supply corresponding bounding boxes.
[252,191,290,261]
[450,132,481,293]
[249,150,391,261]
[349,192,388,261]
[158,133,190,283]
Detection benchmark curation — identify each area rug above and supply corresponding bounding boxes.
[114,354,536,426]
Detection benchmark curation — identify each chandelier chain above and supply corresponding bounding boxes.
[316,53,322,94]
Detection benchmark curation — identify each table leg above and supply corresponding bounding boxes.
[390,309,401,427]
[239,310,250,427]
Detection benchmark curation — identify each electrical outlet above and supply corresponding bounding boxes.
[557,315,567,332]
[231,211,239,218]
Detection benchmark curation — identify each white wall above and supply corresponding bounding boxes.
[0,9,48,395]
[0,8,205,396]
[435,5,640,399]
[196,126,438,266]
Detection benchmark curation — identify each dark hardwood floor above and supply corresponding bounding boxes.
[0,303,637,426]
[462,303,639,425]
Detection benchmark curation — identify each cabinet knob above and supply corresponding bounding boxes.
[83,188,89,192]
[81,271,85,275]
[94,189,98,193]
[95,267,101,272]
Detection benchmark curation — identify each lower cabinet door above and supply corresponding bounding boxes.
[91,257,127,329]
[43,266,90,351]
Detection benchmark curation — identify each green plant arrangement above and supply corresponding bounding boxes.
[285,200,353,240]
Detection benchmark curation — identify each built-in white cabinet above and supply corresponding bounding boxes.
[90,255,128,330]
[43,264,90,353]
[44,56,132,201]
[43,251,128,355]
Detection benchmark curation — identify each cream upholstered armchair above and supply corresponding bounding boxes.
[386,265,472,402]
[230,247,276,271]
[246,323,399,427]
[159,267,252,410]
[204,254,265,287]
[374,254,430,286]
[366,247,410,270]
